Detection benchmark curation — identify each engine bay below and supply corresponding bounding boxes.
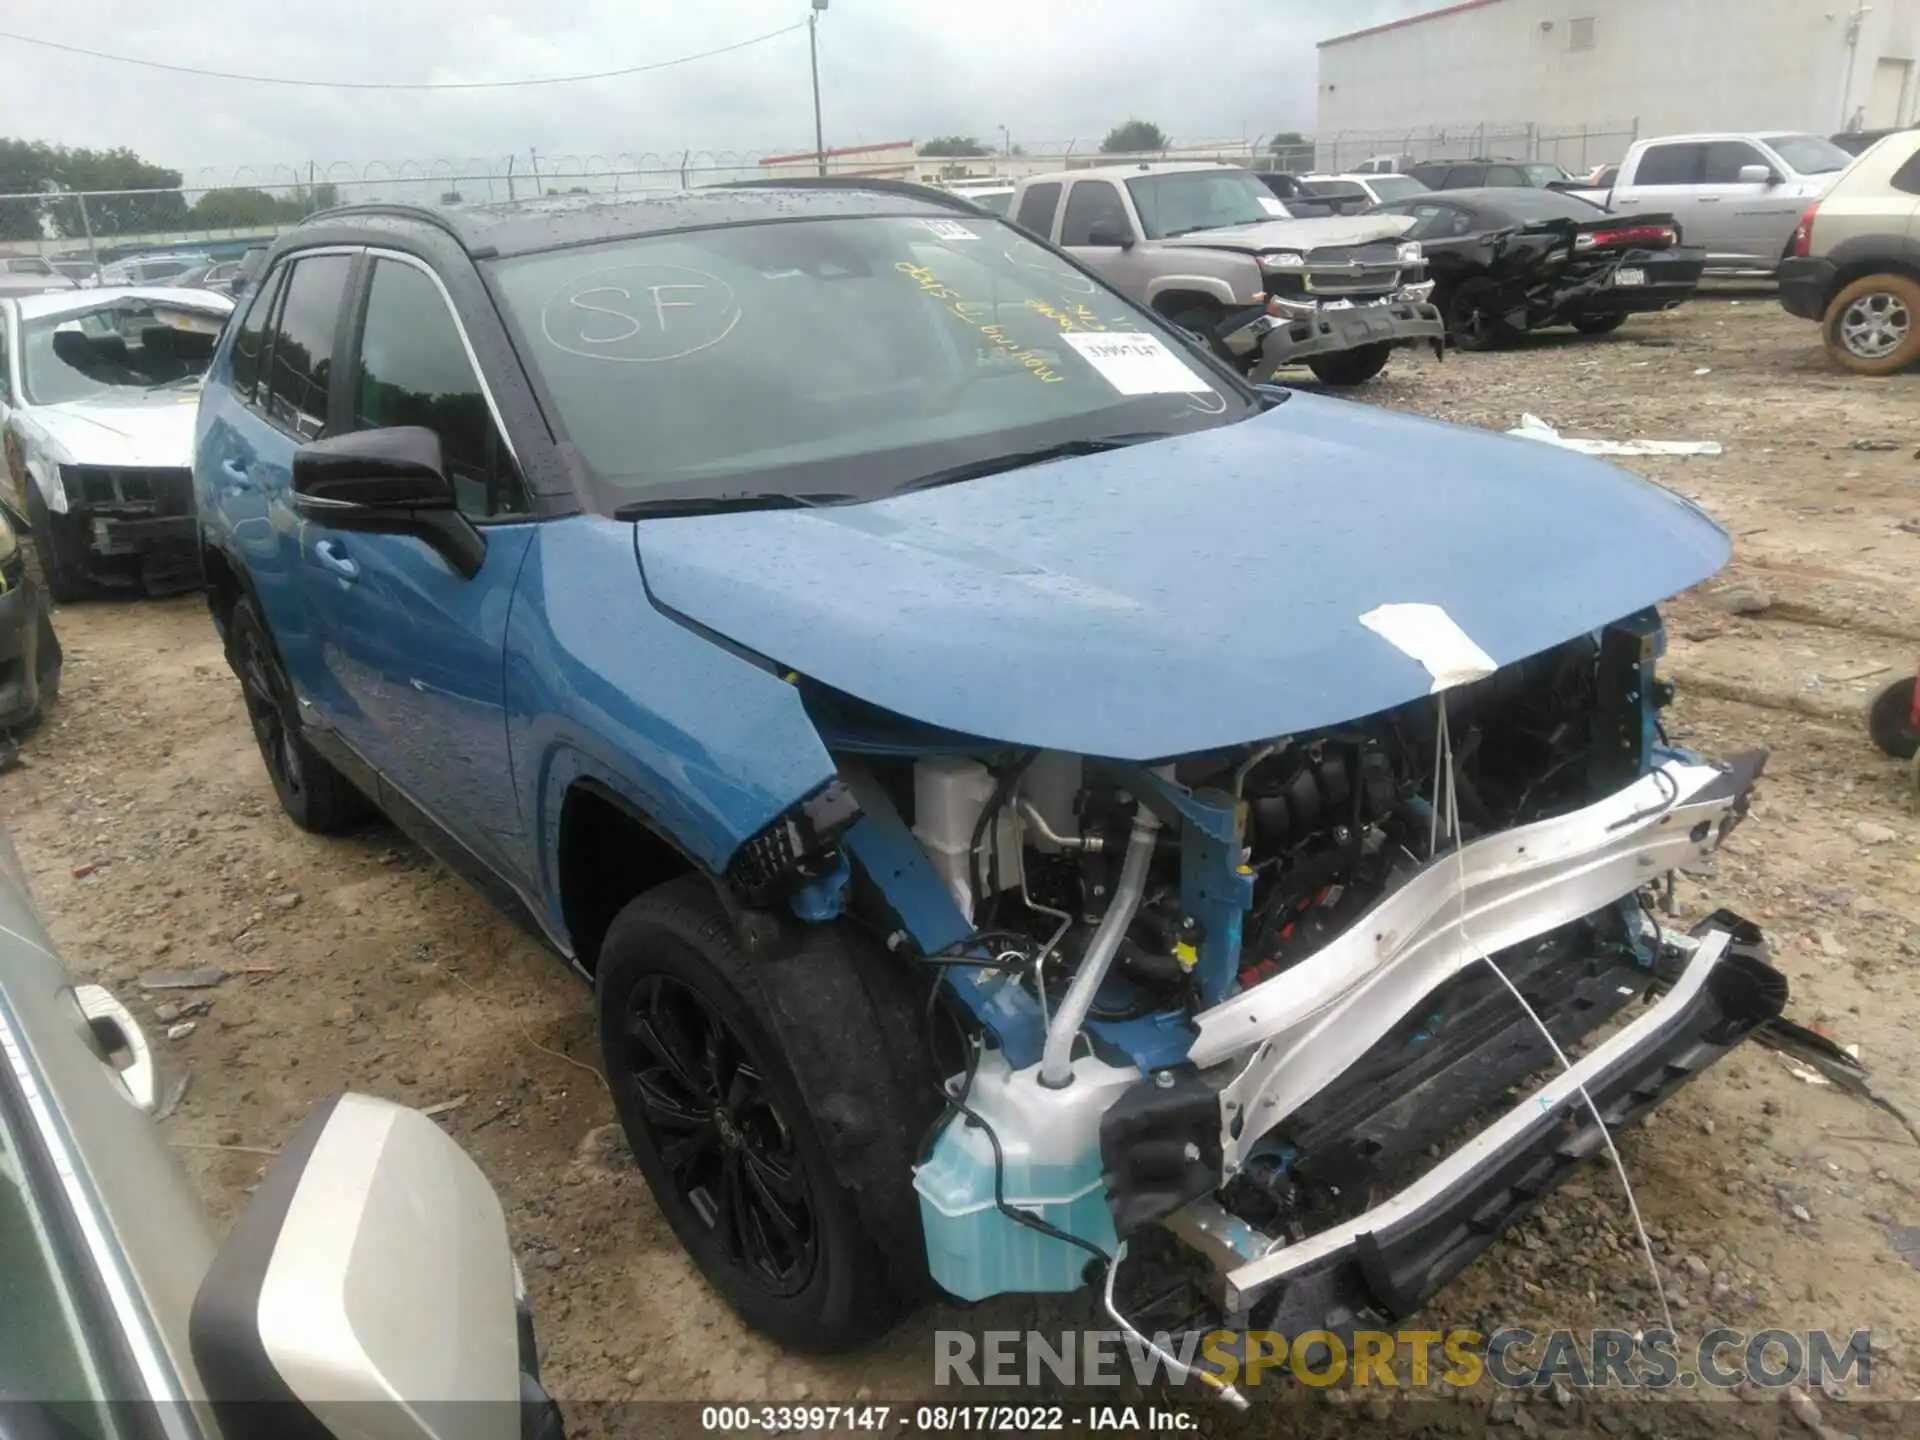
[797,607,1774,1313]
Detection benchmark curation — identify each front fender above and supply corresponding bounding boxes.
[506,516,838,936]
[1145,270,1251,310]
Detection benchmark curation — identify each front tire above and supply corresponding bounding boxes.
[596,877,938,1352]
[1573,313,1629,336]
[24,482,95,605]
[227,595,374,833]
[1305,343,1393,386]
[1823,274,1920,375]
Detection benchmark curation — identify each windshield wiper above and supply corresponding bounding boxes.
[613,491,853,520]
[888,434,1171,498]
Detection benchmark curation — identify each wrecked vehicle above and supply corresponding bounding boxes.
[3,286,234,599]
[0,495,61,730]
[1375,187,1707,349]
[196,184,1784,1360]
[1009,162,1445,386]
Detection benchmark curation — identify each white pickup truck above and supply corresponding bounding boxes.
[1587,132,1855,274]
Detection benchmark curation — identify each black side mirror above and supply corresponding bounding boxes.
[1085,219,1134,248]
[292,427,486,578]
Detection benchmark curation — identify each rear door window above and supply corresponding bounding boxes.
[1013,182,1063,238]
[264,253,353,440]
[228,262,288,405]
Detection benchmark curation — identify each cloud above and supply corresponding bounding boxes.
[1,0,1430,181]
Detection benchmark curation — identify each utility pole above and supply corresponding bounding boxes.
[810,0,829,176]
[1840,2,1873,132]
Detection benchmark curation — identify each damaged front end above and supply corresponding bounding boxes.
[786,610,1783,1328]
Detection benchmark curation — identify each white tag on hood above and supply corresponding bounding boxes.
[1359,603,1499,694]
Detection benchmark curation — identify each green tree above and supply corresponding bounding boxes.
[188,187,287,227]
[919,135,993,157]
[0,138,187,238]
[1100,120,1168,154]
[1267,131,1314,171]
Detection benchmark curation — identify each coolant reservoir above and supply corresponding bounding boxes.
[913,757,1019,921]
[914,1050,1130,1300]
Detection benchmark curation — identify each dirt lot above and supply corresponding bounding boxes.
[5,295,1920,1435]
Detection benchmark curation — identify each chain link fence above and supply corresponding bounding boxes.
[0,126,1644,279]
[1315,121,1642,176]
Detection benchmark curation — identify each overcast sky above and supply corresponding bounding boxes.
[0,1,1430,182]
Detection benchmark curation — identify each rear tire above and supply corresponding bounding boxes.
[1868,674,1920,761]
[1305,343,1393,387]
[227,595,374,834]
[1823,274,1920,376]
[1572,314,1629,336]
[24,482,95,605]
[596,877,939,1353]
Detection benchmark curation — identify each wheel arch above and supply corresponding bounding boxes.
[554,775,702,975]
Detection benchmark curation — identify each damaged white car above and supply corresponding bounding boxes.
[2,287,233,599]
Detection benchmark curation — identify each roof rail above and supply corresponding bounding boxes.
[716,176,990,216]
[295,201,470,241]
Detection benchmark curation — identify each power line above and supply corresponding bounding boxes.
[0,22,806,91]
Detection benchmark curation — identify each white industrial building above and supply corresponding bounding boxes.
[1317,0,1920,156]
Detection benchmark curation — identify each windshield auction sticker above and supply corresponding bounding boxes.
[1061,332,1212,395]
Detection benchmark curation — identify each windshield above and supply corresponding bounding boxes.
[1125,169,1281,238]
[22,300,223,406]
[488,212,1253,512]
[1767,134,1853,175]
[1364,175,1427,202]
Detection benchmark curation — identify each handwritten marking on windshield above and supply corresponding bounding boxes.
[893,261,1066,384]
[1001,247,1099,294]
[539,265,741,363]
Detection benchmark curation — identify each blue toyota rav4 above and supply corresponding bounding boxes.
[196,182,1785,1363]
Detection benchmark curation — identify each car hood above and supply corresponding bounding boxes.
[20,385,203,468]
[634,395,1730,760]
[1159,213,1416,254]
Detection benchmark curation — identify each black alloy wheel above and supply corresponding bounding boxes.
[227,597,372,833]
[619,972,817,1296]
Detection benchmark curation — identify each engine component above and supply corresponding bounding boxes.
[915,1048,1130,1299]
[912,756,1019,921]
[1021,751,1085,853]
[1040,799,1164,1087]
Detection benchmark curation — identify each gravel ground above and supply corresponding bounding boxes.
[3,294,1919,1437]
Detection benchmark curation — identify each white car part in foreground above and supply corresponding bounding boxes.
[1194,757,1746,1172]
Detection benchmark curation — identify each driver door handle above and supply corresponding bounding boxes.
[314,538,360,582]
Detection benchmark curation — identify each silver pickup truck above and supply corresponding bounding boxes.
[1007,162,1445,385]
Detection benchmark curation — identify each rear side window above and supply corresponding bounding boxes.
[350,259,527,519]
[228,263,287,404]
[1014,182,1063,238]
[1635,144,1704,185]
[265,254,353,440]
